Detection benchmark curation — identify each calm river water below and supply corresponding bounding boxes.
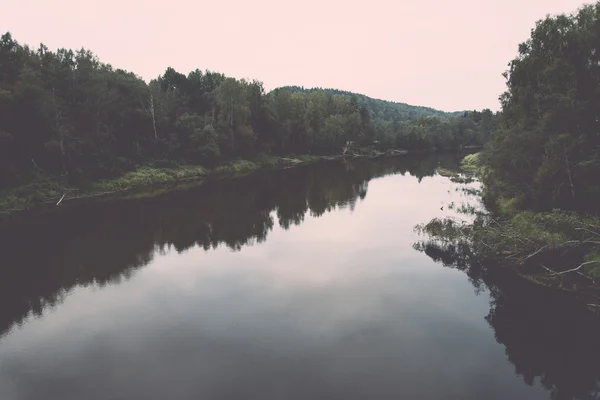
[1,154,599,400]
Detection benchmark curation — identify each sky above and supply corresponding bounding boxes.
[0,0,590,112]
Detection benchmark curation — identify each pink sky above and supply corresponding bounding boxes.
[1,0,589,111]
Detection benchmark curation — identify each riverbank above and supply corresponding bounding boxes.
[0,156,303,217]
[421,152,600,311]
[0,150,411,218]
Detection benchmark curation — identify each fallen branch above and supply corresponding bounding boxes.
[66,186,132,200]
[557,261,598,275]
[576,271,596,282]
[31,158,43,172]
[558,239,600,247]
[576,227,600,237]
[477,239,494,251]
[540,264,557,275]
[43,186,132,204]
[523,245,547,262]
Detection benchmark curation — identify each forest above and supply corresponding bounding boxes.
[417,1,600,307]
[0,31,498,194]
[4,2,600,398]
[481,2,600,214]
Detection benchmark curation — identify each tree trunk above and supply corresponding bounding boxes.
[149,94,158,140]
[564,148,575,200]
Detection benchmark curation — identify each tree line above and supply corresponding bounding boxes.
[0,32,499,188]
[480,1,600,213]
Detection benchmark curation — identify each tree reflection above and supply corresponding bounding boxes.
[414,235,600,400]
[0,153,462,339]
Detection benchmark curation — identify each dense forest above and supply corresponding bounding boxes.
[417,1,600,306]
[481,2,600,213]
[0,32,498,190]
[275,86,464,120]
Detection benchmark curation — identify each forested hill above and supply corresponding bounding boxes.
[273,86,463,121]
[0,32,499,190]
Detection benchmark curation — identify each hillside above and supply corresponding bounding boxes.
[273,86,463,122]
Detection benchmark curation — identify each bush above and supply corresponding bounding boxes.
[461,152,481,170]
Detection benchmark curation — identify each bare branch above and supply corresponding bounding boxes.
[523,245,547,262]
[477,239,494,251]
[540,264,557,274]
[576,271,596,282]
[560,239,600,246]
[31,158,43,172]
[557,261,598,275]
[576,227,600,237]
[148,94,158,140]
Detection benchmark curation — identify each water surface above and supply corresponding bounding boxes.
[1,154,599,400]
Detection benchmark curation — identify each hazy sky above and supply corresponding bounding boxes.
[1,0,589,111]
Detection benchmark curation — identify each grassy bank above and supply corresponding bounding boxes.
[0,154,327,217]
[0,165,210,216]
[0,149,418,217]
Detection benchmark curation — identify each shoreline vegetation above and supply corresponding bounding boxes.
[414,1,600,313]
[0,147,419,218]
[417,152,600,312]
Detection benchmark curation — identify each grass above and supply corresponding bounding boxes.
[461,152,481,170]
[0,175,72,215]
[0,154,327,217]
[90,165,208,192]
[497,195,524,216]
[213,160,261,175]
[291,154,320,163]
[450,175,475,184]
[437,167,475,184]
[437,168,458,178]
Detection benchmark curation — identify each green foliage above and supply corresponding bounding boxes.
[417,208,600,283]
[461,152,480,170]
[437,168,457,178]
[90,165,207,192]
[213,160,261,175]
[497,196,524,216]
[583,252,600,277]
[0,174,71,213]
[480,2,600,213]
[450,175,475,184]
[292,154,320,163]
[436,166,475,183]
[0,32,498,196]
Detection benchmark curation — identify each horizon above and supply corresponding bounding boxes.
[1,0,590,113]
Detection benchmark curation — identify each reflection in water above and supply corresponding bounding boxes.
[1,152,598,400]
[414,207,600,399]
[0,153,458,339]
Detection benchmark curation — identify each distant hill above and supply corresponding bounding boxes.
[272,86,463,122]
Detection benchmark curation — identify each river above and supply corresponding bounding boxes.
[1,154,599,400]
